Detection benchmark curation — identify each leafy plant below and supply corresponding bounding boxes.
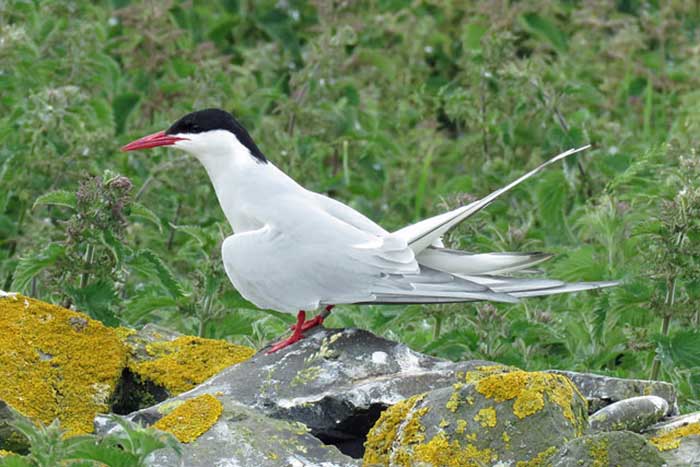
[1,416,179,467]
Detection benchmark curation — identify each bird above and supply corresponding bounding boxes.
[122,108,617,353]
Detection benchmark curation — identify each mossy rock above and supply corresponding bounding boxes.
[0,295,255,454]
[550,431,665,466]
[118,323,255,399]
[0,294,127,437]
[646,420,700,466]
[363,366,588,466]
[100,395,360,466]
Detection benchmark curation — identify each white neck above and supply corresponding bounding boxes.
[178,131,298,233]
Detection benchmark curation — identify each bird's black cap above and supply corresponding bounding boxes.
[165,108,267,163]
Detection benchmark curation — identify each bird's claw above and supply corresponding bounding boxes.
[290,314,324,332]
[266,332,304,354]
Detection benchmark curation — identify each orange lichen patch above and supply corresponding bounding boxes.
[412,432,497,467]
[473,407,497,428]
[649,422,700,451]
[152,394,223,443]
[363,393,428,466]
[0,295,126,436]
[129,336,254,394]
[515,446,557,467]
[475,371,584,432]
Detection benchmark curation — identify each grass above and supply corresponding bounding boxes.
[1,0,699,413]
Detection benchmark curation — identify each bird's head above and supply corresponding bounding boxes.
[121,108,267,164]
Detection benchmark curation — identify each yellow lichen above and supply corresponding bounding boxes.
[502,431,511,447]
[363,393,428,466]
[649,422,700,451]
[129,336,254,394]
[0,450,14,457]
[464,365,513,384]
[0,295,126,436]
[475,371,584,433]
[587,436,609,467]
[446,383,463,412]
[152,394,223,443]
[455,420,468,434]
[516,446,557,467]
[473,407,497,428]
[413,432,497,467]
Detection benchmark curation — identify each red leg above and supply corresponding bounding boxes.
[267,310,306,354]
[291,305,334,332]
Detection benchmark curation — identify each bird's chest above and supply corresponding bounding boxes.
[220,228,322,313]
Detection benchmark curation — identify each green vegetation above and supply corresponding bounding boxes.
[1,0,699,420]
[0,416,180,466]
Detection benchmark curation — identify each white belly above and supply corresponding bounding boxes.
[221,229,323,313]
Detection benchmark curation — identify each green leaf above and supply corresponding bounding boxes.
[656,330,700,369]
[124,294,178,323]
[131,250,187,299]
[520,13,568,53]
[130,202,163,232]
[32,190,77,210]
[67,281,119,327]
[11,244,65,291]
[112,93,140,135]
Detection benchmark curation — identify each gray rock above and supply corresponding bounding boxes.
[548,370,678,414]
[644,411,700,435]
[643,412,700,466]
[550,431,665,467]
[0,401,30,453]
[99,399,359,467]
[363,368,588,466]
[117,327,497,458]
[589,395,668,433]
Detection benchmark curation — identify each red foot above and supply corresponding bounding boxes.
[267,310,306,354]
[290,305,334,332]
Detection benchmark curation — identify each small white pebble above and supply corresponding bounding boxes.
[372,351,388,365]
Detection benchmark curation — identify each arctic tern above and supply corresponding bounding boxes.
[122,108,617,353]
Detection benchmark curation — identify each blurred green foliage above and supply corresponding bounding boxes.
[1,0,700,410]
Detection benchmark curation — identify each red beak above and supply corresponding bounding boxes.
[120,131,188,152]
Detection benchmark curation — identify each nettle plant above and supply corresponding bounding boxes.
[12,171,183,327]
[641,151,700,382]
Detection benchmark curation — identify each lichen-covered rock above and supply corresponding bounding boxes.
[363,368,588,466]
[119,327,498,457]
[549,431,665,466]
[548,370,678,414]
[152,394,223,443]
[589,396,668,433]
[122,324,255,395]
[97,397,360,467]
[645,417,700,466]
[0,294,127,436]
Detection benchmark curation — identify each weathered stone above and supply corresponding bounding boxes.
[644,414,700,466]
[548,370,678,414]
[97,397,360,467]
[363,367,588,466]
[0,294,127,437]
[550,431,665,467]
[118,327,498,458]
[589,395,668,433]
[0,401,31,453]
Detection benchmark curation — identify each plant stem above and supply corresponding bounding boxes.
[433,312,443,340]
[79,244,95,289]
[650,277,676,380]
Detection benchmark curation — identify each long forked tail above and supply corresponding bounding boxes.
[394,145,591,254]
